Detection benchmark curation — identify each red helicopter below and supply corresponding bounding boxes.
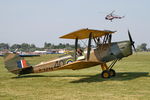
[105,11,125,22]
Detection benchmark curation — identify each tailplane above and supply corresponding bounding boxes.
[3,53,33,75]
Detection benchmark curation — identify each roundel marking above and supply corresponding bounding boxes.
[66,59,74,64]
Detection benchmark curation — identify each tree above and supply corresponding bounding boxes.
[58,43,65,49]
[0,43,9,50]
[10,44,21,51]
[30,44,37,52]
[44,42,52,49]
[136,43,147,51]
[20,43,30,52]
[141,43,147,51]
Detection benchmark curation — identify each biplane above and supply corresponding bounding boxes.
[3,29,135,78]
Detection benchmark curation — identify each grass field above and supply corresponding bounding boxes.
[0,52,150,100]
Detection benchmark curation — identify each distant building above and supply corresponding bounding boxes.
[34,49,66,54]
[46,49,65,54]
[34,50,47,54]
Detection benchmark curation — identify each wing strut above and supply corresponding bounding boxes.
[87,33,92,61]
[74,38,78,61]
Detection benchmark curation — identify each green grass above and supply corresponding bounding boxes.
[0,53,150,100]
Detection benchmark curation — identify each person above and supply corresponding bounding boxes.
[77,48,83,56]
[76,48,85,60]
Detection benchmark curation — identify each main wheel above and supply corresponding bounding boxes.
[109,69,116,77]
[101,70,110,78]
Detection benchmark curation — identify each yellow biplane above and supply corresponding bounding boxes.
[3,28,135,78]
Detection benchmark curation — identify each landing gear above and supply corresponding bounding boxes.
[109,69,116,77]
[101,69,116,78]
[101,70,110,78]
[100,59,118,78]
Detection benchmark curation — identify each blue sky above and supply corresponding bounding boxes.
[0,0,149,47]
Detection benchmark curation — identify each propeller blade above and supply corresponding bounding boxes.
[128,30,136,52]
[128,30,133,43]
[132,43,136,52]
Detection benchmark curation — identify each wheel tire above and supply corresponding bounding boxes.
[109,69,116,77]
[101,70,110,78]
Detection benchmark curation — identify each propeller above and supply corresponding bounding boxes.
[128,30,136,51]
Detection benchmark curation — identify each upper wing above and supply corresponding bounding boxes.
[59,28,116,39]
[59,60,101,70]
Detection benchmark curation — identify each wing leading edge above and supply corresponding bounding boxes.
[60,28,116,39]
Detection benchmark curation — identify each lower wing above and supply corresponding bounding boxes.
[59,61,101,70]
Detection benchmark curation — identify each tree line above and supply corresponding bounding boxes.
[0,42,80,52]
[0,42,149,52]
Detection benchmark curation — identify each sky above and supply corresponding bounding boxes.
[0,0,150,47]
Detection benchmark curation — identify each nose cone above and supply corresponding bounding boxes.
[117,41,133,57]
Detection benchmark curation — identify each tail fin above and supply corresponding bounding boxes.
[3,53,33,75]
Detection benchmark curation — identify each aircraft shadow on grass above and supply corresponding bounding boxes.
[12,72,149,83]
[12,74,91,79]
[70,72,150,83]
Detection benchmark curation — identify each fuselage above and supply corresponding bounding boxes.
[89,40,133,62]
[23,40,133,74]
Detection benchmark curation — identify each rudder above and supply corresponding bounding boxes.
[3,53,33,75]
